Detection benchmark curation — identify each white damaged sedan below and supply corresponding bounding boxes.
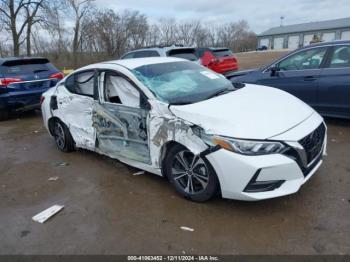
[41,57,327,202]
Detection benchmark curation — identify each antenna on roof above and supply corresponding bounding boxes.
[280,16,285,27]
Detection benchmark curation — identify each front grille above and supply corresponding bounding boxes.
[283,123,326,177]
[299,123,326,165]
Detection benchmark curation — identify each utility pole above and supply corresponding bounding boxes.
[280,16,285,27]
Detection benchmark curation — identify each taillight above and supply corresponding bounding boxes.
[200,51,217,67]
[49,72,64,80]
[209,58,220,66]
[40,96,45,105]
[0,78,22,86]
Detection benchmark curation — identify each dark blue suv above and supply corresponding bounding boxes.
[0,57,63,120]
[230,41,350,119]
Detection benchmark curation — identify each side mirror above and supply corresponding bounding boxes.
[270,65,279,77]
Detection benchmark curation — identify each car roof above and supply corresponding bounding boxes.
[0,56,49,65]
[299,40,350,50]
[90,57,187,70]
[125,46,195,54]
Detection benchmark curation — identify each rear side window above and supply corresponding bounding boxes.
[212,49,233,57]
[329,45,350,68]
[123,50,160,59]
[65,71,94,97]
[122,53,135,59]
[134,51,160,58]
[0,59,57,75]
[167,49,198,61]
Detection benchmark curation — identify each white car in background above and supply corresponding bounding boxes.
[41,57,327,202]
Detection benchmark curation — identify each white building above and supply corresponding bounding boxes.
[258,17,350,50]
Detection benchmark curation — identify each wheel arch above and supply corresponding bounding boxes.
[159,140,187,177]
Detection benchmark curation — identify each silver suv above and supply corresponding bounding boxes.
[121,45,198,61]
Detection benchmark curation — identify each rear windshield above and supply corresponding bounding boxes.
[167,49,198,61]
[0,59,57,75]
[212,49,233,57]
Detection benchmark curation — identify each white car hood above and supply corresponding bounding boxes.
[170,84,315,140]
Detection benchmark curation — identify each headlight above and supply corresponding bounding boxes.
[211,136,286,155]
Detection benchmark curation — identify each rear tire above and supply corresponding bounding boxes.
[52,120,75,152]
[164,144,220,202]
[0,109,9,121]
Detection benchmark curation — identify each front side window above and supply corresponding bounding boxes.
[65,71,94,97]
[104,73,140,107]
[278,47,327,71]
[329,46,350,68]
[133,61,234,105]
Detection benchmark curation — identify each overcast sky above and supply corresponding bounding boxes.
[95,0,350,33]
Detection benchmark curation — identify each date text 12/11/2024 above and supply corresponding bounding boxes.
[127,255,220,261]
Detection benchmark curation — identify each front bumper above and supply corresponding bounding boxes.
[206,148,324,201]
[205,113,326,201]
[0,88,49,112]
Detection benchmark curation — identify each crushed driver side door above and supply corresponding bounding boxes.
[92,70,151,164]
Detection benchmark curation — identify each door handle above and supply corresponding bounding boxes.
[304,76,317,81]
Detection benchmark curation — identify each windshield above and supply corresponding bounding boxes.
[132,61,233,104]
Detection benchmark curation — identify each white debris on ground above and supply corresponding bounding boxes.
[32,205,64,224]
[180,226,194,232]
[56,162,69,167]
[331,138,337,142]
[133,171,145,176]
[48,176,59,181]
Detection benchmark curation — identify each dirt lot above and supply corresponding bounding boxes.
[0,52,349,255]
[236,50,290,70]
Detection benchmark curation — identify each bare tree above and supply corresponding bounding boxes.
[41,0,67,54]
[24,0,45,55]
[216,20,256,51]
[66,0,94,68]
[157,18,177,45]
[0,0,45,56]
[176,20,201,46]
[0,22,11,56]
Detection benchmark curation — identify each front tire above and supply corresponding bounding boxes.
[52,120,75,152]
[164,144,220,202]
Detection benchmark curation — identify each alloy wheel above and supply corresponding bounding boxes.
[54,122,66,150]
[171,150,209,194]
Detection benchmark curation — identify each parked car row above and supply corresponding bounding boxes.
[121,45,239,76]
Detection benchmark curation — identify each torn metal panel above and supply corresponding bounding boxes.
[92,102,150,164]
[147,102,208,168]
[53,85,96,149]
